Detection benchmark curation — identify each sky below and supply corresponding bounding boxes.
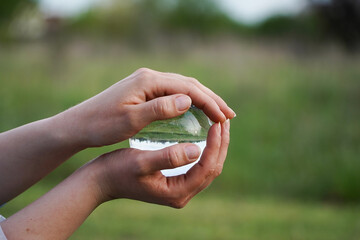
[39,0,307,24]
[39,0,105,17]
[220,0,307,24]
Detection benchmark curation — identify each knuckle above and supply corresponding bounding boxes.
[165,190,190,209]
[121,149,143,174]
[136,68,154,85]
[223,137,230,146]
[136,67,152,75]
[152,98,169,117]
[206,168,217,178]
[169,200,186,209]
[215,137,222,149]
[215,165,223,177]
[165,148,180,169]
[188,77,200,85]
[132,154,145,174]
[188,81,198,91]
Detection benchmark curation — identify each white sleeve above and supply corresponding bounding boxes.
[0,215,7,240]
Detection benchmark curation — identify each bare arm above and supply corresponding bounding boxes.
[0,117,83,205]
[0,68,235,205]
[0,120,230,239]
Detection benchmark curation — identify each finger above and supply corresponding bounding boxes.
[216,119,230,175]
[190,81,236,119]
[156,78,226,122]
[160,72,235,120]
[189,119,231,196]
[166,75,227,123]
[195,120,230,188]
[137,143,201,174]
[174,123,221,192]
[135,94,192,125]
[139,70,226,123]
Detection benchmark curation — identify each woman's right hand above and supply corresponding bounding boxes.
[52,68,235,148]
[89,119,230,208]
[0,120,230,240]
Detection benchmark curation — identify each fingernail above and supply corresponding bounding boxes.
[230,108,237,118]
[226,119,230,130]
[175,95,191,111]
[217,122,221,132]
[222,112,227,122]
[185,145,201,160]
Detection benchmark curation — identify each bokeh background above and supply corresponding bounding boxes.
[1,0,360,239]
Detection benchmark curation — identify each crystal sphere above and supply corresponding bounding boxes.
[129,105,212,177]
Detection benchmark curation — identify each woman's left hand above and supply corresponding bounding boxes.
[53,68,235,148]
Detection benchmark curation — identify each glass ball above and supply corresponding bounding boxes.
[129,105,212,176]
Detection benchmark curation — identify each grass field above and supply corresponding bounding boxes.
[1,39,360,239]
[2,184,360,240]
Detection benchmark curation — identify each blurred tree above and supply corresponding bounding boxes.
[255,15,298,36]
[310,0,360,51]
[68,0,242,42]
[162,0,237,34]
[0,0,34,24]
[0,0,37,40]
[254,14,322,41]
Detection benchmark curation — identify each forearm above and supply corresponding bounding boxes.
[0,162,102,240]
[0,114,85,204]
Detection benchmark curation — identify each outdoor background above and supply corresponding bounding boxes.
[1,0,360,239]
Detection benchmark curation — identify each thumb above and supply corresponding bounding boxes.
[137,143,201,174]
[137,94,192,124]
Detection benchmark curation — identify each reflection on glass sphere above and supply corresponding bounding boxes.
[130,105,212,177]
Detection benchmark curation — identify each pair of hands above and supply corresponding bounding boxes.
[57,68,234,208]
[0,68,234,239]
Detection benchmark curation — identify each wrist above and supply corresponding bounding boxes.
[81,159,112,205]
[47,111,89,151]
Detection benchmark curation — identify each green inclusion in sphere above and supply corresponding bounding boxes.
[129,105,212,176]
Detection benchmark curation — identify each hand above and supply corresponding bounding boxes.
[0,121,229,240]
[91,119,230,208]
[54,68,235,148]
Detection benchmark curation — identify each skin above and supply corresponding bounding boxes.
[0,68,234,239]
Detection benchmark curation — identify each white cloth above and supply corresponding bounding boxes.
[0,215,7,240]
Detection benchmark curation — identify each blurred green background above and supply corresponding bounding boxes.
[1,0,360,239]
